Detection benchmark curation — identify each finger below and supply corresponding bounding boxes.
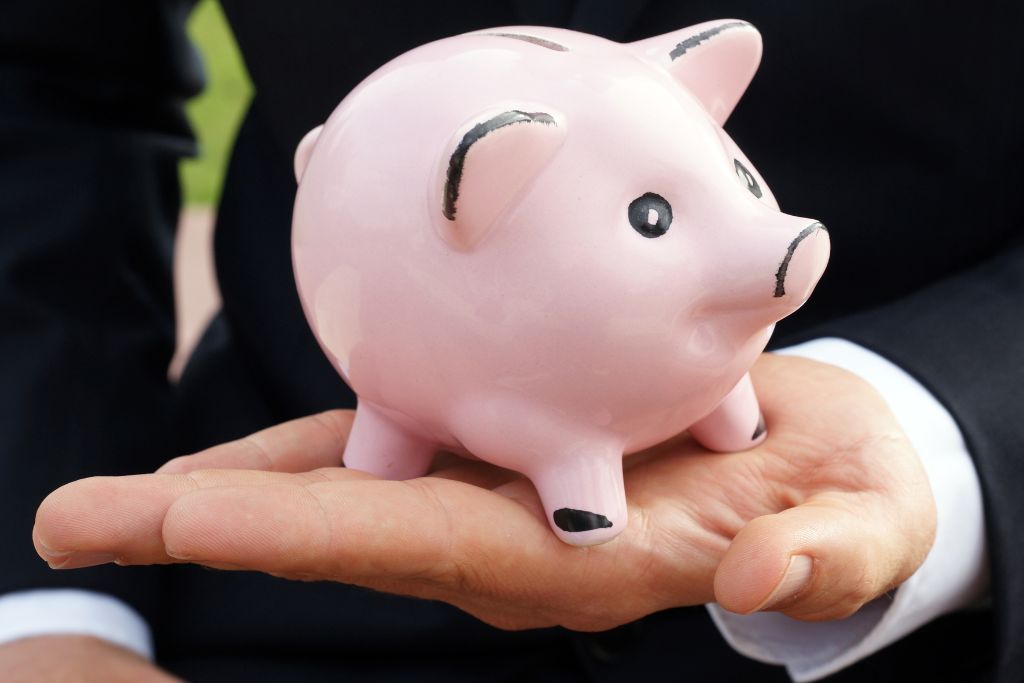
[32,468,371,568]
[159,476,673,629]
[713,491,935,621]
[157,410,354,474]
[159,477,550,582]
[36,466,711,631]
[34,474,197,569]
[33,467,531,576]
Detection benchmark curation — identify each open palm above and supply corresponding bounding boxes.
[33,354,935,631]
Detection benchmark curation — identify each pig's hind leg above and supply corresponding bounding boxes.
[688,372,767,452]
[342,401,437,480]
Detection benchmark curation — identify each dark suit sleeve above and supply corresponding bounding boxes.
[0,0,200,629]
[781,234,1024,682]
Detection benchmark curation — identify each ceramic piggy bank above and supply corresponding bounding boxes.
[292,20,829,546]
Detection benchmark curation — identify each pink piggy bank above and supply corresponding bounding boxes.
[291,20,829,546]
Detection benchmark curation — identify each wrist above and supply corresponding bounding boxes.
[0,589,152,660]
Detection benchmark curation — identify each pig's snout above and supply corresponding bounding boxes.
[773,221,829,303]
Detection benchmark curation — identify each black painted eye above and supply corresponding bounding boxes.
[628,192,672,238]
[734,159,763,198]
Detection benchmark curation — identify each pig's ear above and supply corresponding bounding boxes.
[294,125,324,183]
[631,20,761,125]
[438,108,565,250]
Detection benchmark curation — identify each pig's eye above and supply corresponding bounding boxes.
[734,159,763,198]
[628,192,672,238]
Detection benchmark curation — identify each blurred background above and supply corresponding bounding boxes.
[171,0,250,377]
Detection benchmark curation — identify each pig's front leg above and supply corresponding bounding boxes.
[448,398,628,545]
[343,401,437,480]
[688,373,767,452]
[529,446,627,547]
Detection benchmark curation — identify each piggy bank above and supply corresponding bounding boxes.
[291,20,829,546]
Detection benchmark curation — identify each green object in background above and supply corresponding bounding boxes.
[180,0,253,207]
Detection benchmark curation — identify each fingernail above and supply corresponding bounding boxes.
[36,540,73,565]
[166,549,189,560]
[36,540,69,558]
[758,554,814,611]
[46,552,117,570]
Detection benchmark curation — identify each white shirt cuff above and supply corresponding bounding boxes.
[707,337,989,681]
[0,589,153,659]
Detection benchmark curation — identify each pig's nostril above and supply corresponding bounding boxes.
[773,222,826,298]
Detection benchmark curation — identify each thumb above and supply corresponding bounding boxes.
[713,495,934,621]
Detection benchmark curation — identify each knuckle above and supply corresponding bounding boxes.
[467,607,549,632]
[557,607,629,633]
[294,486,336,571]
[237,434,275,470]
[308,410,354,444]
[397,480,463,585]
[182,471,212,489]
[784,555,882,621]
[297,469,333,484]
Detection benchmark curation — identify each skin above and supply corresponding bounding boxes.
[27,354,936,649]
[0,635,181,682]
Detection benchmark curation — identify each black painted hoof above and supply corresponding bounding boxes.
[553,508,613,532]
[752,413,766,440]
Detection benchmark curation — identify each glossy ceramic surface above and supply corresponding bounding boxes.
[292,20,830,545]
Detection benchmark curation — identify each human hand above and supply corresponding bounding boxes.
[0,635,181,683]
[33,354,935,631]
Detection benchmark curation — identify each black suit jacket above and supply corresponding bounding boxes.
[1,1,1019,681]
